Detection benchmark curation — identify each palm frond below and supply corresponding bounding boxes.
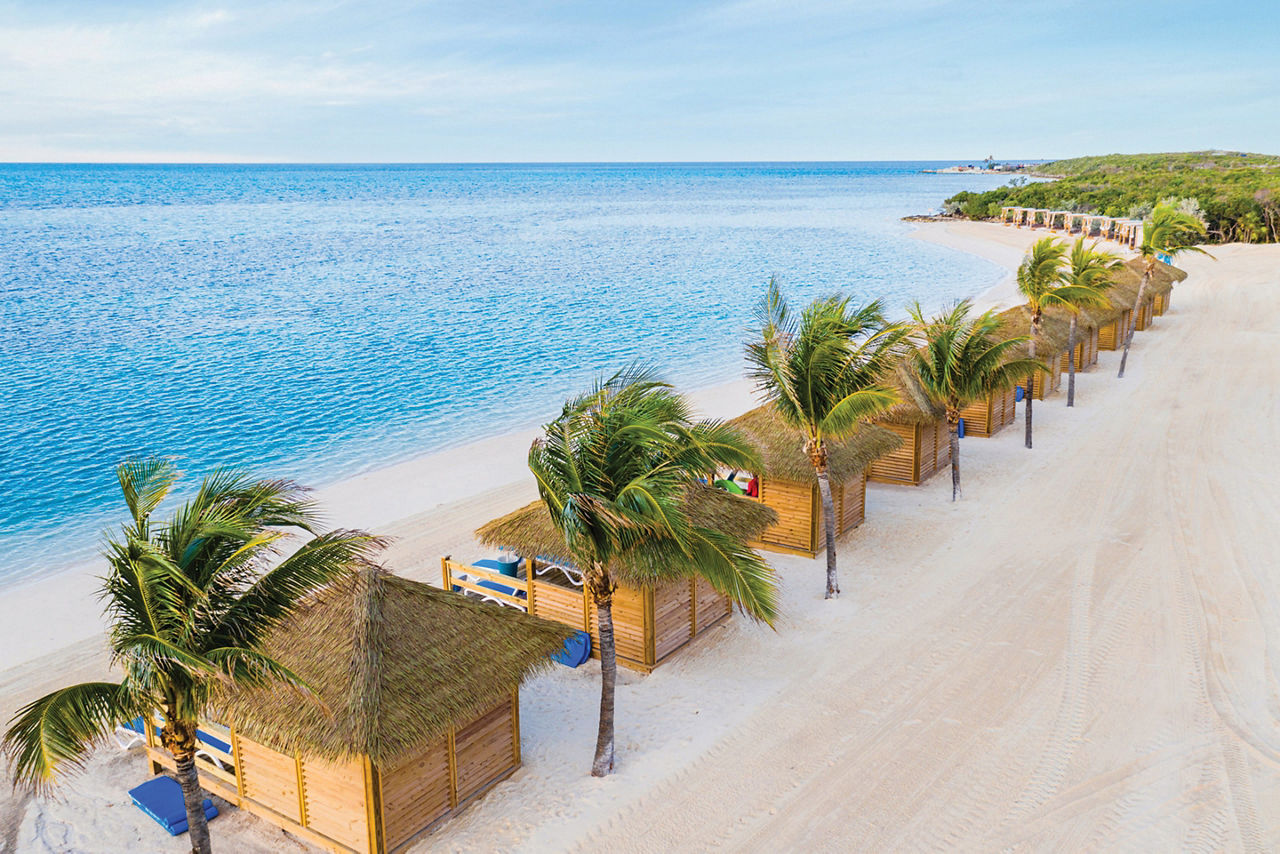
[3,682,141,792]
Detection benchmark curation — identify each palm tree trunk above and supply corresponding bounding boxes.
[1066,315,1078,407]
[947,412,961,501]
[1024,330,1037,449]
[815,464,839,599]
[1118,266,1151,378]
[174,750,213,854]
[589,569,617,777]
[161,713,212,854]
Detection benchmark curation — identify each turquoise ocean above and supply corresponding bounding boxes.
[0,162,1012,587]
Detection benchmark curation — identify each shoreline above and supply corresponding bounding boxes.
[0,225,1018,677]
[8,222,1279,852]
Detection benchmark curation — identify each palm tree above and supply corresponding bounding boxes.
[1014,237,1070,448]
[745,278,908,599]
[1062,238,1122,406]
[1117,203,1210,377]
[907,300,1041,500]
[528,368,778,777]
[2,458,382,854]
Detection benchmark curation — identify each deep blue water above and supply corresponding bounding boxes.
[0,162,1010,586]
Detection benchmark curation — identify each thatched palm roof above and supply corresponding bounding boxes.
[876,361,946,426]
[1138,258,1187,297]
[1008,258,1185,334]
[993,304,1073,358]
[213,568,572,766]
[477,483,778,566]
[726,405,902,483]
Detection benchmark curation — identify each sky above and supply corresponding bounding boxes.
[0,0,1277,163]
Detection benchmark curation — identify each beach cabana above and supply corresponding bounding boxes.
[449,485,775,673]
[1096,259,1185,348]
[866,368,951,486]
[993,305,1072,400]
[1138,258,1186,325]
[958,384,1018,437]
[724,405,901,556]
[142,569,571,854]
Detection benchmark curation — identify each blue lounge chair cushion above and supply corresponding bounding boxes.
[197,729,231,755]
[469,560,527,598]
[551,630,592,668]
[129,775,218,836]
[123,716,162,739]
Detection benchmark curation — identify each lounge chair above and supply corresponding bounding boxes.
[128,775,218,836]
[451,560,528,608]
[118,716,233,771]
[114,716,156,751]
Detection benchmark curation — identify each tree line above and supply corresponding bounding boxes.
[942,151,1280,243]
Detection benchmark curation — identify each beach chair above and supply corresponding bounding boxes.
[113,716,154,751]
[195,728,234,772]
[453,559,528,608]
[128,775,218,836]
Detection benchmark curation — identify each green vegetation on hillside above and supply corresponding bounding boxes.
[942,151,1280,242]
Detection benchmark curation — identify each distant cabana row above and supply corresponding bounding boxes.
[725,405,901,556]
[144,568,572,854]
[442,484,776,673]
[998,207,1146,249]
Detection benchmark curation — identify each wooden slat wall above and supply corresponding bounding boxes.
[994,385,1017,432]
[959,394,995,437]
[755,477,817,553]
[529,579,587,632]
[454,698,518,805]
[917,420,951,483]
[693,577,731,632]
[379,742,451,852]
[589,584,649,668]
[868,421,919,485]
[838,472,866,533]
[1058,341,1086,373]
[1136,301,1154,330]
[1029,362,1060,400]
[301,756,370,854]
[652,578,693,662]
[961,386,1017,438]
[1098,320,1119,350]
[237,737,304,824]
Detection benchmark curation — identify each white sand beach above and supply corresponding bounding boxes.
[4,221,1280,852]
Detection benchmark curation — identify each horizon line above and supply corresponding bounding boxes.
[0,158,1057,167]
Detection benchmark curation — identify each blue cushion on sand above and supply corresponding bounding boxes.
[551,630,592,668]
[129,775,218,836]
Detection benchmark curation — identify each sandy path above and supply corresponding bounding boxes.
[566,240,1280,852]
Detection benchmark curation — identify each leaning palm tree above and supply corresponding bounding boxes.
[528,368,778,777]
[1117,203,1210,377]
[1014,237,1072,448]
[746,278,908,599]
[907,300,1041,500]
[2,458,382,854]
[1062,238,1122,406]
